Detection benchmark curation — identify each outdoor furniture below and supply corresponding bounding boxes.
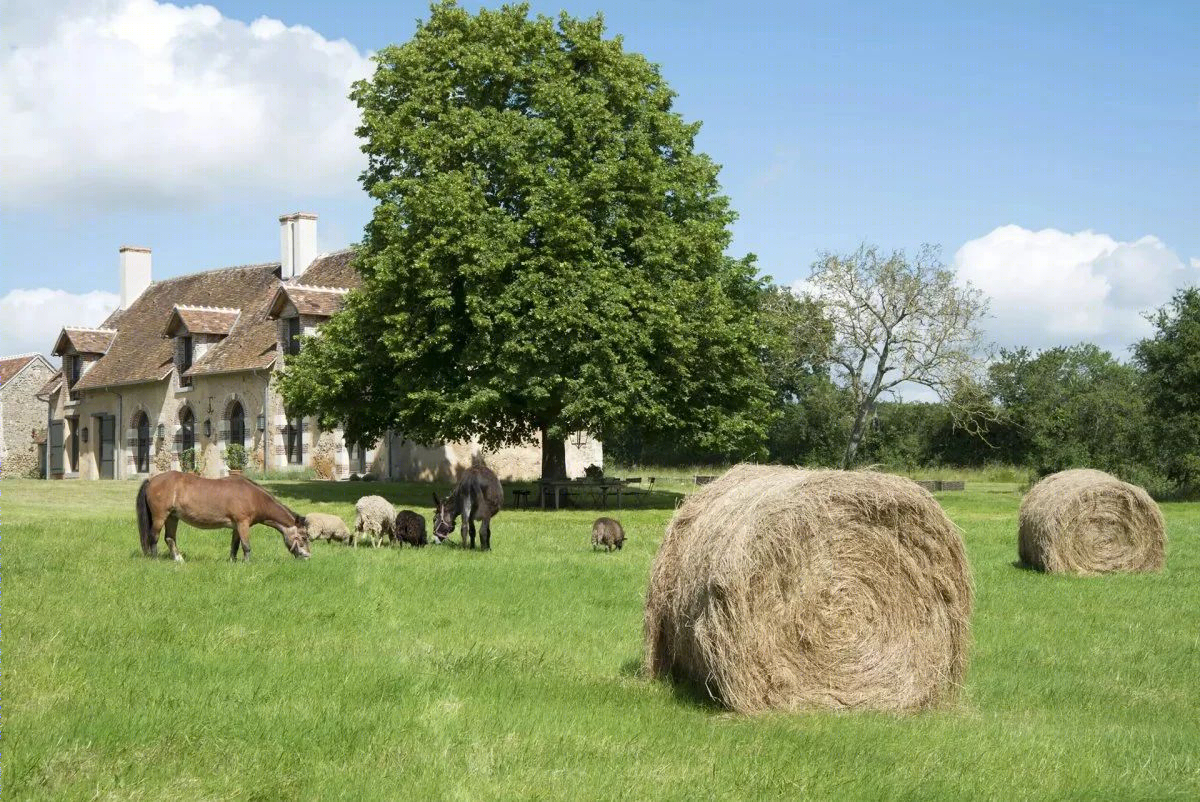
[622,477,650,507]
[695,474,717,485]
[511,488,532,508]
[538,478,630,510]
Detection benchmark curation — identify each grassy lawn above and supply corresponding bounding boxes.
[3,477,1198,799]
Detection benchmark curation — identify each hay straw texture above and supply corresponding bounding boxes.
[1018,469,1165,575]
[644,465,973,714]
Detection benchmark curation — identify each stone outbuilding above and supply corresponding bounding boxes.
[1,353,57,478]
[42,213,602,481]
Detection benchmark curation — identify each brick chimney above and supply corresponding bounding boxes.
[279,212,318,279]
[119,246,152,308]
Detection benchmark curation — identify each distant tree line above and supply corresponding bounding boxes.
[610,285,1200,495]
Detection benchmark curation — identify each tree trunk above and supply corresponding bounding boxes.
[541,426,568,482]
[842,403,872,468]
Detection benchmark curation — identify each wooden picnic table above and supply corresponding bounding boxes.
[538,478,631,510]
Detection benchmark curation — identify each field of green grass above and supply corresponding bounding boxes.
[3,476,1199,799]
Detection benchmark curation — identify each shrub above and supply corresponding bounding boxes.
[180,448,197,474]
[224,443,247,471]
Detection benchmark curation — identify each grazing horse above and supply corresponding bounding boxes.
[136,471,311,562]
[433,466,503,550]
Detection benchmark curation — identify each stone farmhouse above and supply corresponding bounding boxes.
[41,213,601,482]
[1,353,57,478]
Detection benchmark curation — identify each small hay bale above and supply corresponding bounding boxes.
[1018,469,1165,574]
[644,464,973,714]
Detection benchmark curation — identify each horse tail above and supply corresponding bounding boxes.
[136,479,154,555]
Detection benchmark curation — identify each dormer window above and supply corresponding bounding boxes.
[52,327,117,403]
[178,336,193,387]
[286,317,302,355]
[267,284,349,357]
[163,305,240,389]
[67,355,82,401]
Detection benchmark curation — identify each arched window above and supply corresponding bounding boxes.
[228,401,245,449]
[180,406,195,454]
[134,412,151,473]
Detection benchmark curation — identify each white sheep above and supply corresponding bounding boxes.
[354,495,396,548]
[304,512,353,546]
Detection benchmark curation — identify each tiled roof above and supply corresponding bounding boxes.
[301,249,359,289]
[0,353,43,385]
[165,305,241,336]
[75,264,281,389]
[268,285,350,319]
[53,328,116,356]
[35,370,63,398]
[62,247,362,389]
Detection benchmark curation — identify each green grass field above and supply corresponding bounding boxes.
[3,477,1198,799]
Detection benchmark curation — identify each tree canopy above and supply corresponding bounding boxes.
[1135,288,1200,485]
[989,344,1152,478]
[278,2,772,478]
[806,244,989,466]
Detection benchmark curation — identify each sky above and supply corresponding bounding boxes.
[2,0,1197,362]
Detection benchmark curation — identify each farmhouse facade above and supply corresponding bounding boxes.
[41,213,602,482]
[1,353,57,478]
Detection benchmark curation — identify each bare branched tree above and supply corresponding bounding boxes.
[806,244,991,467]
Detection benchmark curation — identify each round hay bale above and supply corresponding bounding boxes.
[1018,469,1165,575]
[644,464,973,713]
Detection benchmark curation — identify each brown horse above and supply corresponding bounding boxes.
[136,471,311,562]
[433,466,503,550]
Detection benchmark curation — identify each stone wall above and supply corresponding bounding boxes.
[1,357,56,478]
[47,359,602,482]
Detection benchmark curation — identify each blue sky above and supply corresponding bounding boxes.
[2,1,1197,358]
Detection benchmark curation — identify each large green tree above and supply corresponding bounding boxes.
[1135,288,1200,486]
[988,344,1152,478]
[279,2,772,479]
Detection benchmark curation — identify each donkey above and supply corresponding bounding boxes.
[136,471,311,562]
[433,466,503,550]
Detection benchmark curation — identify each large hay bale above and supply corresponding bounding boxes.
[1018,469,1165,574]
[644,465,973,713]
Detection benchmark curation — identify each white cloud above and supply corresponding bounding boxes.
[954,225,1195,355]
[0,288,119,358]
[0,0,372,208]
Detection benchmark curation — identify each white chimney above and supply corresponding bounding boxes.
[119,246,152,308]
[279,212,318,279]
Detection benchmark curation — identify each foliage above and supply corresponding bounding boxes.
[988,344,1154,479]
[179,447,197,474]
[583,463,604,480]
[805,244,990,466]
[278,2,772,479]
[756,283,833,405]
[766,380,850,466]
[5,478,1200,798]
[1135,288,1200,486]
[224,443,247,471]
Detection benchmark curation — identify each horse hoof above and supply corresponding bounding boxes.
[173,555,184,563]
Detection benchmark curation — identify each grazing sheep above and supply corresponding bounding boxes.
[592,517,626,552]
[354,495,396,548]
[305,512,353,545]
[393,510,428,547]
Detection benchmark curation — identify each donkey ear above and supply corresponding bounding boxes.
[431,493,440,509]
